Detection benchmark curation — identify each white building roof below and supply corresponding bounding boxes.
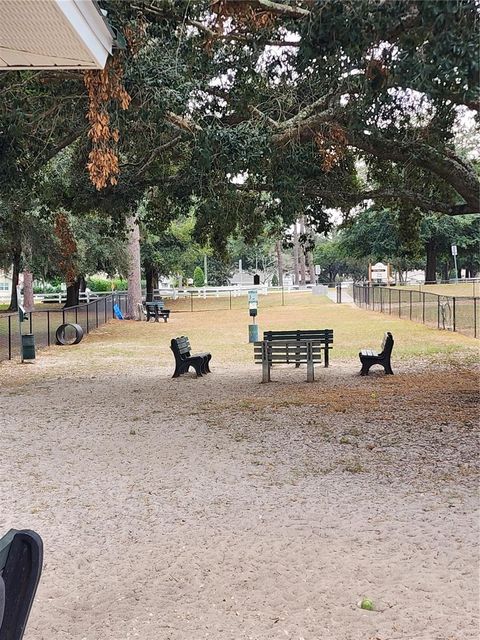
[0,0,114,70]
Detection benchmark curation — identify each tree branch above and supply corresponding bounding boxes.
[346,131,480,213]
[212,0,310,19]
[133,136,183,178]
[351,188,479,216]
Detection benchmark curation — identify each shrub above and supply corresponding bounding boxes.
[193,266,205,287]
[271,273,279,287]
[87,278,111,292]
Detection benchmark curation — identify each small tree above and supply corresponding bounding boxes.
[193,266,205,287]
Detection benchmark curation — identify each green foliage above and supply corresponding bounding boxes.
[271,273,279,287]
[0,0,478,289]
[193,266,205,287]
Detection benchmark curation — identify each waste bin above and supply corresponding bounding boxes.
[21,333,36,360]
[248,324,258,343]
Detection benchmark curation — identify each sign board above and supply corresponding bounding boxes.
[315,265,321,275]
[451,244,457,256]
[370,262,389,283]
[248,290,258,304]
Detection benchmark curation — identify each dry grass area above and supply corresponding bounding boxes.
[0,295,479,640]
[399,282,479,297]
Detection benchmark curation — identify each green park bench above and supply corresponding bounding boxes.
[170,336,212,378]
[145,300,170,323]
[359,331,394,375]
[263,329,334,367]
[254,339,323,382]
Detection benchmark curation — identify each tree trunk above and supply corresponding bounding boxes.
[442,262,449,281]
[7,248,21,312]
[306,224,316,284]
[275,240,284,286]
[126,214,143,319]
[292,221,300,286]
[307,252,315,284]
[64,277,81,308]
[22,270,34,312]
[145,266,157,302]
[299,216,306,286]
[425,241,437,283]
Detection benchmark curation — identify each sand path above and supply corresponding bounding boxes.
[0,329,478,640]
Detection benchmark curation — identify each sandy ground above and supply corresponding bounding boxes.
[0,320,479,640]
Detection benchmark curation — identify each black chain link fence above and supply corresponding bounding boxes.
[353,284,478,339]
[0,293,127,363]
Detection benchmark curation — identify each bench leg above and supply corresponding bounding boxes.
[360,361,370,376]
[205,354,212,373]
[324,346,329,368]
[192,362,203,377]
[307,358,314,382]
[262,357,270,383]
[384,360,394,375]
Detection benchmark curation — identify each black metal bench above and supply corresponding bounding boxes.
[263,329,334,367]
[145,300,170,323]
[359,332,394,376]
[0,529,43,640]
[170,336,212,378]
[254,339,323,382]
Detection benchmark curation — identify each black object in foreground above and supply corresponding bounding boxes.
[171,336,211,378]
[359,332,394,376]
[0,529,43,640]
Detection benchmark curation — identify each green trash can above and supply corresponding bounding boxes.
[21,333,36,360]
[248,324,258,343]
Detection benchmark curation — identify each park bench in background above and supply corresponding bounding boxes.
[359,332,394,376]
[0,529,43,640]
[145,300,170,323]
[254,339,323,382]
[263,329,334,367]
[170,336,212,378]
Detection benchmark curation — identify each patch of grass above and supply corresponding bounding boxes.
[343,459,366,473]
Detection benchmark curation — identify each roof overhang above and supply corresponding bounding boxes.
[0,0,114,70]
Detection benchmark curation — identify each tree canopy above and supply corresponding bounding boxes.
[0,0,478,303]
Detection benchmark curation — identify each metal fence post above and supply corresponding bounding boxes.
[86,305,89,333]
[452,297,456,332]
[474,298,477,338]
[47,311,50,346]
[229,289,232,310]
[409,290,412,320]
[8,315,12,360]
[437,296,440,329]
[96,300,99,327]
[75,307,78,324]
[422,292,425,324]
[389,287,391,314]
[398,289,401,318]
[190,291,194,312]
